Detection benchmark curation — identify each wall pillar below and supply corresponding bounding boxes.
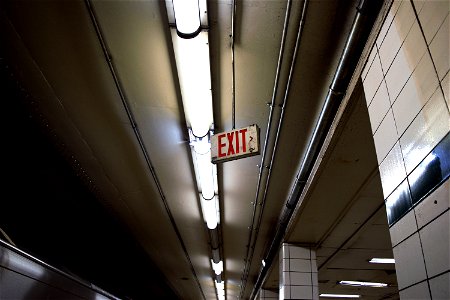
[279,243,318,300]
[362,0,449,299]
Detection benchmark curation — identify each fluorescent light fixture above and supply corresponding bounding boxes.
[339,280,388,287]
[211,260,223,275]
[191,135,219,229]
[320,294,360,298]
[369,258,395,264]
[192,137,215,199]
[172,0,201,38]
[201,197,218,229]
[172,30,213,138]
[215,280,225,299]
[262,260,266,267]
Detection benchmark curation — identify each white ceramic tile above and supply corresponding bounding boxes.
[412,0,426,15]
[310,261,317,273]
[414,180,450,228]
[392,52,440,136]
[419,211,450,277]
[282,271,290,285]
[400,87,450,173]
[429,272,450,300]
[290,258,312,272]
[399,281,431,299]
[290,286,312,299]
[312,285,319,300]
[429,15,449,81]
[379,142,407,198]
[442,72,449,109]
[378,21,403,73]
[402,20,428,75]
[389,207,418,247]
[417,0,449,44]
[393,232,427,289]
[379,1,416,72]
[363,53,384,104]
[288,245,310,259]
[373,109,398,164]
[311,272,318,286]
[281,285,290,299]
[369,80,391,134]
[385,47,414,102]
[362,46,378,82]
[289,272,312,285]
[282,243,290,259]
[310,250,316,260]
[282,258,290,272]
[376,4,396,50]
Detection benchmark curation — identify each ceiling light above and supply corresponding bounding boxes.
[320,294,361,298]
[211,260,223,275]
[192,137,215,199]
[201,197,219,229]
[369,258,395,264]
[339,280,388,287]
[172,0,201,38]
[215,280,225,299]
[172,30,213,138]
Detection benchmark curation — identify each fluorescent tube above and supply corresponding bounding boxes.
[172,0,200,37]
[172,30,213,138]
[320,294,360,298]
[339,280,388,287]
[369,258,395,264]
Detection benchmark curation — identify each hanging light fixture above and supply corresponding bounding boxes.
[172,0,201,38]
[167,1,225,298]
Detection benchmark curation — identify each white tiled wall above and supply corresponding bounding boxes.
[414,180,449,228]
[389,204,417,247]
[378,142,407,198]
[419,211,449,278]
[279,244,318,300]
[429,272,450,300]
[393,232,428,289]
[362,0,450,298]
[399,87,449,173]
[399,281,431,299]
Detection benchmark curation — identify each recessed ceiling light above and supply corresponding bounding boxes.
[369,258,395,264]
[339,280,388,287]
[320,294,361,298]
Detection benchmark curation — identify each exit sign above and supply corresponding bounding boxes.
[211,125,260,164]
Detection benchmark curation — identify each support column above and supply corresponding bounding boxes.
[362,0,449,299]
[279,243,318,300]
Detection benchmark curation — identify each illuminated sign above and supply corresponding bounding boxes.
[211,125,260,163]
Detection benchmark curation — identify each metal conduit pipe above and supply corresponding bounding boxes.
[242,0,309,296]
[250,0,383,298]
[231,0,236,129]
[84,1,206,299]
[239,0,293,296]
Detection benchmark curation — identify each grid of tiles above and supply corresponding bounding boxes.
[362,0,449,298]
[279,244,318,300]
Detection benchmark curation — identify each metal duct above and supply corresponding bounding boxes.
[250,0,383,298]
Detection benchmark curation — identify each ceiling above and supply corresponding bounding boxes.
[0,0,399,299]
